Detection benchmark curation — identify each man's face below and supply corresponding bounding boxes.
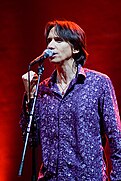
[47,27,73,64]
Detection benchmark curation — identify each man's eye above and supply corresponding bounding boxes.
[47,38,52,44]
[54,37,63,43]
[46,37,63,44]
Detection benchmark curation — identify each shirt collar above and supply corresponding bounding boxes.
[77,65,86,83]
[49,66,86,86]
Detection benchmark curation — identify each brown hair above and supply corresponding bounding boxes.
[45,20,88,66]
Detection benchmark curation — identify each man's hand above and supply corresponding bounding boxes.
[22,71,38,100]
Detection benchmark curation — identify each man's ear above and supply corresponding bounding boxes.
[72,48,79,54]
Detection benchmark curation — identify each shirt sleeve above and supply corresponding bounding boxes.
[100,76,121,181]
[20,93,29,137]
[19,93,40,146]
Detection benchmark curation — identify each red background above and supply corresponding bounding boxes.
[0,0,121,180]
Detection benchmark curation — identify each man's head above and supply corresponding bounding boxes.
[45,20,88,66]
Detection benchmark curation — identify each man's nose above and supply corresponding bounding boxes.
[47,39,55,49]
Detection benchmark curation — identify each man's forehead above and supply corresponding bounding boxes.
[48,27,59,38]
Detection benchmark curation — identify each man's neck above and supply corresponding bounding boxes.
[56,58,77,85]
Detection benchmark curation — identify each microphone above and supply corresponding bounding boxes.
[29,49,54,66]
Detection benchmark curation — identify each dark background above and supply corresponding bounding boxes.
[0,0,121,180]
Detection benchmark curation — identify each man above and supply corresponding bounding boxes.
[20,20,121,181]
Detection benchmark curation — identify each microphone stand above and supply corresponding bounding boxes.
[18,64,44,181]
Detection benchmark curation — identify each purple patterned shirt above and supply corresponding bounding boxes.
[20,67,121,181]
